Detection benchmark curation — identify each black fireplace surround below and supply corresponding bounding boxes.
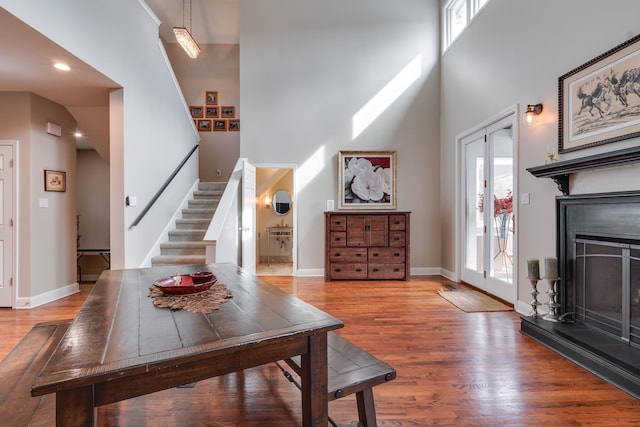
[521,190,640,398]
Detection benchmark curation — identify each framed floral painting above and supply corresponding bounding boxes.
[338,150,396,210]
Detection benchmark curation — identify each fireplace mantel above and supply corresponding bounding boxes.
[527,145,640,195]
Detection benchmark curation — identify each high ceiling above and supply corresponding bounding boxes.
[0,1,239,149]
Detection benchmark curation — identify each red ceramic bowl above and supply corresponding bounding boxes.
[191,271,215,284]
[153,274,216,295]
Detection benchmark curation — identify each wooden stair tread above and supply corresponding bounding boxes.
[0,320,71,426]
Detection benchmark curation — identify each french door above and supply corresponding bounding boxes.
[460,114,516,303]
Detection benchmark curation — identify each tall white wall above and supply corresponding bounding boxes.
[165,43,240,183]
[440,0,640,309]
[2,0,200,270]
[240,0,441,274]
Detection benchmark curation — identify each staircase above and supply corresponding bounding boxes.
[150,182,225,267]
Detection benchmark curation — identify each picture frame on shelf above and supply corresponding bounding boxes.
[559,33,640,153]
[338,150,396,210]
[44,169,66,192]
[213,119,227,131]
[190,106,204,118]
[197,119,212,132]
[205,106,219,118]
[205,91,218,105]
[221,106,235,118]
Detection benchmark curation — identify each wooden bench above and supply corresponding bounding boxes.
[280,331,396,427]
[0,320,71,426]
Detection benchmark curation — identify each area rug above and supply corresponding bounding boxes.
[148,282,233,314]
[438,287,512,313]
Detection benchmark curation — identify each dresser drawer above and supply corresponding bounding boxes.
[329,232,347,247]
[329,215,347,231]
[389,215,406,230]
[389,231,405,247]
[329,263,368,280]
[368,263,406,279]
[329,248,367,262]
[368,247,405,263]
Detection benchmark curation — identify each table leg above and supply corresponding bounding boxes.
[57,385,96,426]
[300,333,328,426]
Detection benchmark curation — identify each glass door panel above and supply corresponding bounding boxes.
[463,133,485,276]
[488,128,513,284]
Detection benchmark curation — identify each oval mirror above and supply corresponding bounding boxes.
[272,189,292,215]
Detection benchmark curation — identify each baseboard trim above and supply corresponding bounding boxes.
[15,282,80,309]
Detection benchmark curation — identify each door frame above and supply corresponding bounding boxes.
[455,106,520,303]
[0,141,17,308]
[254,163,297,275]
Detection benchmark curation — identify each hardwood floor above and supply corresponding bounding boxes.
[2,275,639,426]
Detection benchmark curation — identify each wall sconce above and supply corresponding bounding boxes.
[524,103,543,125]
[263,195,271,208]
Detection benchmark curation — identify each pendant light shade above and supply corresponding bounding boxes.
[173,27,200,58]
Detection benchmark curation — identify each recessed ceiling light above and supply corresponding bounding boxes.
[53,63,71,71]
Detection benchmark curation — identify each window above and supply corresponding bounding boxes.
[442,0,490,52]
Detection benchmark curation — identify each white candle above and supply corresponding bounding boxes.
[544,257,558,279]
[527,259,540,280]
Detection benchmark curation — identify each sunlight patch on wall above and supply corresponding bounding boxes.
[297,145,326,192]
[352,54,423,140]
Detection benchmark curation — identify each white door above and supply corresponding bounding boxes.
[460,114,516,303]
[0,144,14,307]
[241,160,256,274]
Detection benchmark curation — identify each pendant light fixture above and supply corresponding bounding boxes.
[173,0,201,59]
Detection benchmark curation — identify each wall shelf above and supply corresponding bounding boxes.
[526,146,640,195]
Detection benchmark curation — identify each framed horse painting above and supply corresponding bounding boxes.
[559,33,640,153]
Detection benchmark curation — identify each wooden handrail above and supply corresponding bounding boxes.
[129,144,199,229]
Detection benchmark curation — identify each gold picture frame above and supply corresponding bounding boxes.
[338,150,396,210]
[44,169,66,192]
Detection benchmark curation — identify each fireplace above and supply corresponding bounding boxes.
[521,191,640,398]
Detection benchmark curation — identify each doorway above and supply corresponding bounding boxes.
[0,142,15,307]
[459,111,517,303]
[255,166,295,276]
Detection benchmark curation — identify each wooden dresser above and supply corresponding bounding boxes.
[325,211,410,281]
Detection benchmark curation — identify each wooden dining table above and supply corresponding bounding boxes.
[31,263,344,426]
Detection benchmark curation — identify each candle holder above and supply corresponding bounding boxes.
[528,278,541,318]
[543,278,560,322]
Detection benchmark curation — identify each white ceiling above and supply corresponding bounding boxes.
[0,1,239,149]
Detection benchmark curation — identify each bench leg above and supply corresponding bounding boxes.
[356,388,377,427]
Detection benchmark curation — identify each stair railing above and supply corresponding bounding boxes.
[129,144,199,229]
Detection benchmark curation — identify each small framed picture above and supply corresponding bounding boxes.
[44,169,66,192]
[206,91,218,105]
[197,119,212,132]
[190,106,204,118]
[228,119,240,131]
[221,106,235,118]
[205,106,219,118]
[213,119,228,131]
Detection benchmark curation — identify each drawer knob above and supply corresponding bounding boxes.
[335,268,341,272]
[373,253,379,257]
[335,253,341,257]
[394,237,400,241]
[356,268,362,272]
[394,268,400,272]
[373,268,379,272]
[394,253,400,257]
[356,253,362,257]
